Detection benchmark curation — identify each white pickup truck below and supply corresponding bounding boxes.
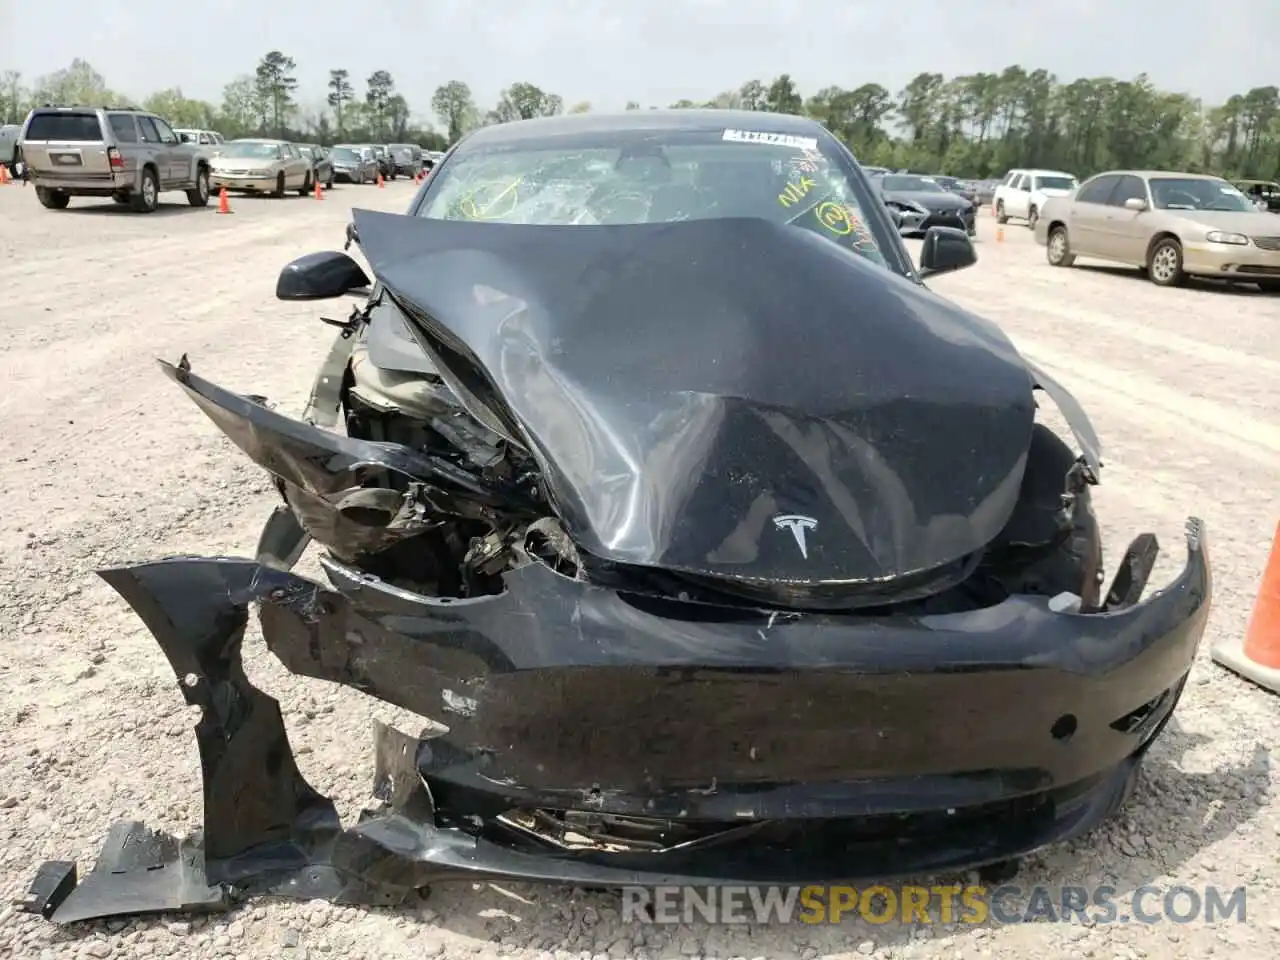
[994,168,1078,228]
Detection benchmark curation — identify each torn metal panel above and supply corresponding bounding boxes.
[160,357,512,509]
[1023,357,1103,477]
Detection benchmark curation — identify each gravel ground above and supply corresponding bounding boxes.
[1,183,1278,960]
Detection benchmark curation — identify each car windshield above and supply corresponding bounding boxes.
[220,141,280,159]
[418,128,895,272]
[331,148,359,163]
[1033,175,1076,191]
[881,175,942,192]
[932,176,958,189]
[1149,177,1256,212]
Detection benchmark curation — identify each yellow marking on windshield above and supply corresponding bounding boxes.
[815,201,853,235]
[778,177,816,208]
[460,177,524,220]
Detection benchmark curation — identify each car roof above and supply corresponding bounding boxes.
[460,108,826,149]
[1091,170,1227,180]
[232,137,287,144]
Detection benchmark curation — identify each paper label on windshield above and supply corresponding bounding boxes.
[723,129,819,151]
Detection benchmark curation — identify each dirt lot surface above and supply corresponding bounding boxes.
[1,183,1279,960]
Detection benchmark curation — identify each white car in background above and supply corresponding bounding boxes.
[174,128,225,151]
[994,168,1079,229]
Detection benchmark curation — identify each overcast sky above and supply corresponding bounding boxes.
[2,0,1276,122]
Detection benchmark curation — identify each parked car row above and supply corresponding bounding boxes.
[10,103,442,212]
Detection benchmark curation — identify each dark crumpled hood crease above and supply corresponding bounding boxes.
[353,209,1037,584]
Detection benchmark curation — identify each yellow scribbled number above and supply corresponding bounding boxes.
[459,178,523,220]
[777,176,816,208]
[815,200,854,235]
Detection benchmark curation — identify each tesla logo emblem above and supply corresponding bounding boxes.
[773,514,817,559]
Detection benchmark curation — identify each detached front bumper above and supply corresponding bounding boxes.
[28,512,1210,922]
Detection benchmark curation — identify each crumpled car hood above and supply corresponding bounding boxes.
[353,209,1039,584]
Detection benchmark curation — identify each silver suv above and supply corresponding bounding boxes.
[19,105,212,213]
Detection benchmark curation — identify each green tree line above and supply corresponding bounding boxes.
[2,58,1277,180]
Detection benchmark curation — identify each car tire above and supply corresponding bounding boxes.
[186,167,210,207]
[272,172,286,198]
[1027,205,1039,229]
[326,173,334,189]
[111,191,130,205]
[36,186,71,210]
[995,201,1008,224]
[130,167,159,213]
[1046,225,1075,267]
[1147,237,1186,287]
[299,172,312,197]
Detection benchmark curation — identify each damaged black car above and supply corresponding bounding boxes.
[25,110,1211,924]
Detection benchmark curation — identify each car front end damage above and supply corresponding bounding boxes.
[23,358,1210,924]
[886,198,976,238]
[22,210,1211,924]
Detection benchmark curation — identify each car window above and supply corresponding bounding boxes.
[136,117,161,143]
[218,141,285,159]
[1109,175,1147,207]
[25,112,103,141]
[151,117,179,144]
[881,175,943,192]
[419,129,897,274]
[1149,177,1255,212]
[1033,175,1076,191]
[108,114,138,143]
[1076,175,1120,204]
[199,133,212,144]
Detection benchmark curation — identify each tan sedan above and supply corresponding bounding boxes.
[1033,170,1280,291]
[209,138,313,197]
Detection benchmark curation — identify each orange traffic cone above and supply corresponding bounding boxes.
[0,164,9,185]
[1213,520,1280,693]
[314,180,323,200]
[216,186,231,214]
[996,225,1004,243]
[377,172,385,188]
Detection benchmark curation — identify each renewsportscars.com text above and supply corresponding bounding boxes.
[621,884,1247,926]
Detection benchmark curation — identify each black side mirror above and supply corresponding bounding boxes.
[917,226,976,279]
[276,250,370,300]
